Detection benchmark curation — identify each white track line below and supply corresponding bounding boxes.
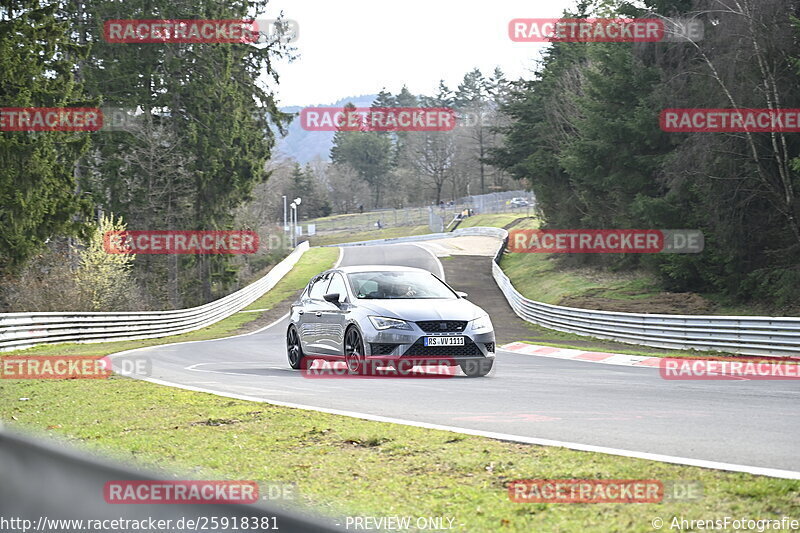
[105,262,800,480]
[333,246,344,268]
[130,374,800,480]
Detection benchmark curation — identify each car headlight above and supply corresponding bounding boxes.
[368,316,413,330]
[470,314,493,333]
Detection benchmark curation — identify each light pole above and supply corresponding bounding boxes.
[282,195,287,234]
[293,197,302,247]
[290,201,296,247]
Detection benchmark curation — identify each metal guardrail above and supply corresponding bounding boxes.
[333,227,800,357]
[4,226,798,357]
[485,231,800,357]
[0,427,342,532]
[0,242,310,352]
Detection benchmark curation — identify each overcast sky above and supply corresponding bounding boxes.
[263,0,576,107]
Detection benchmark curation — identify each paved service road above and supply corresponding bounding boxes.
[113,241,800,477]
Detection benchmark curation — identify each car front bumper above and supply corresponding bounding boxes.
[362,327,496,362]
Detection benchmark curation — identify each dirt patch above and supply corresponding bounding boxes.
[344,437,391,448]
[190,418,241,426]
[560,292,715,314]
[502,218,531,230]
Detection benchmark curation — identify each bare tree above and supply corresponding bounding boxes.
[407,131,456,204]
[118,119,194,308]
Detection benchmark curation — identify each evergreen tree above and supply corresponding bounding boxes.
[331,103,392,208]
[0,0,93,274]
[392,86,419,167]
[285,163,331,219]
[72,0,291,303]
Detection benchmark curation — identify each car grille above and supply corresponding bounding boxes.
[370,343,398,356]
[403,339,482,357]
[484,342,495,353]
[415,320,468,333]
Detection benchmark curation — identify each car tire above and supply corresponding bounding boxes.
[287,325,305,370]
[344,326,366,375]
[459,359,493,377]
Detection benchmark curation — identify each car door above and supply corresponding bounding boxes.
[299,273,330,355]
[316,272,350,357]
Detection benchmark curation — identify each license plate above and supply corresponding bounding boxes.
[424,336,465,347]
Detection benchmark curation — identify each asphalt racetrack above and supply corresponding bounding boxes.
[113,241,800,478]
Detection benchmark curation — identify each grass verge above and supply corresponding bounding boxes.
[1,247,339,357]
[500,253,663,306]
[1,377,797,533]
[308,225,430,247]
[497,230,799,317]
[243,247,339,311]
[457,213,537,229]
[305,210,429,232]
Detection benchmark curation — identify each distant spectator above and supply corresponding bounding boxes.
[358,204,364,214]
[375,219,383,230]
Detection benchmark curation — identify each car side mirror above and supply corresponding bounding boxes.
[456,291,468,299]
[323,292,341,304]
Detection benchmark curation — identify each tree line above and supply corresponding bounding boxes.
[490,0,800,307]
[245,70,520,225]
[326,70,513,212]
[1,0,290,310]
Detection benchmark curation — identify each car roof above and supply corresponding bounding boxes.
[335,265,434,274]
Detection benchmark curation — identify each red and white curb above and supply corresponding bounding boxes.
[500,342,663,368]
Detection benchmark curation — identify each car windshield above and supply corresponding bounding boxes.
[347,271,457,299]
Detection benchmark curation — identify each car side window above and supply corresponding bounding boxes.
[326,273,348,302]
[308,274,329,300]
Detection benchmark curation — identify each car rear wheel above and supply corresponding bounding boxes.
[287,326,305,370]
[459,359,493,377]
[344,327,366,374]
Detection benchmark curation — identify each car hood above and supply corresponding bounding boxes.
[355,298,485,321]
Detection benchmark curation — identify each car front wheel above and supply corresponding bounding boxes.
[287,326,305,370]
[344,327,366,374]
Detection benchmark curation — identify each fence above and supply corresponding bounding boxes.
[427,190,534,232]
[307,190,535,235]
[0,242,309,352]
[310,207,430,233]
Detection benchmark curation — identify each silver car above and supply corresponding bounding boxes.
[286,265,496,377]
